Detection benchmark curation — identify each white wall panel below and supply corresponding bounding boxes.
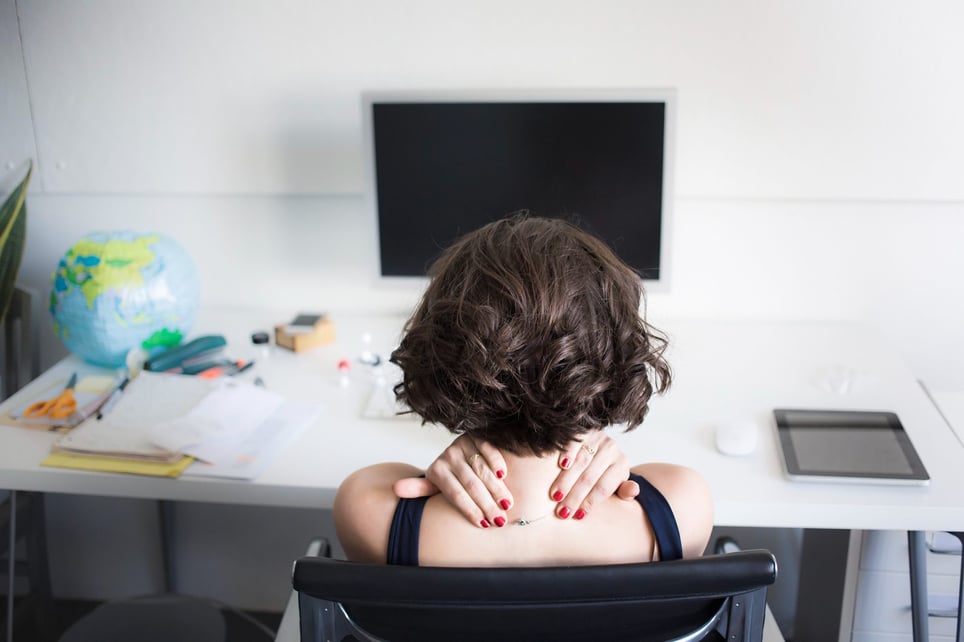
[17,0,964,199]
[853,569,961,638]
[0,0,38,190]
[19,195,964,390]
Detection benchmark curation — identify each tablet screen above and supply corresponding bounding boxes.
[774,409,929,483]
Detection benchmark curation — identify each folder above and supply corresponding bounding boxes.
[41,452,194,477]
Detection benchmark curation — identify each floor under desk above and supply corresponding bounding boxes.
[0,597,281,642]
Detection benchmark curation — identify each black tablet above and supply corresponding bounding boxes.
[774,409,930,485]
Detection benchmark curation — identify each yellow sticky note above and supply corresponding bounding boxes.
[75,376,117,394]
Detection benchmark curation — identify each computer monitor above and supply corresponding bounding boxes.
[362,89,675,288]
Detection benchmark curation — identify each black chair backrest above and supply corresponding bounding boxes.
[293,548,777,642]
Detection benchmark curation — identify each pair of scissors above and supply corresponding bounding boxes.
[24,372,78,420]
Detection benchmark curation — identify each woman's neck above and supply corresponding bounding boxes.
[500,451,568,525]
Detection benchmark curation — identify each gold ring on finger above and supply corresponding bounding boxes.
[582,444,597,456]
[468,453,485,476]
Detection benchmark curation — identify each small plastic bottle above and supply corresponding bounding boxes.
[251,331,271,361]
[337,358,352,387]
[359,332,382,366]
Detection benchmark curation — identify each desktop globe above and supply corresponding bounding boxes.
[49,231,200,368]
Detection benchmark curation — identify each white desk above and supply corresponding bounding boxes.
[1,311,962,529]
[1,311,963,642]
[930,390,964,447]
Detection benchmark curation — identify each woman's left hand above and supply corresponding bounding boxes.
[548,432,639,520]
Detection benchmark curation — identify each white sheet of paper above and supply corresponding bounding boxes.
[149,379,284,463]
[183,400,322,479]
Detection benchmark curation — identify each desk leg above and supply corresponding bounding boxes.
[952,532,964,642]
[794,529,859,642]
[5,491,15,642]
[908,531,929,642]
[158,500,176,593]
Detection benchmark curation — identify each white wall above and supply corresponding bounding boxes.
[3,0,964,615]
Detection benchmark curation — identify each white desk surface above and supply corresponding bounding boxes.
[1,308,962,533]
[929,389,964,447]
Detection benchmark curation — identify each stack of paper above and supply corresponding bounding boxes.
[41,371,320,479]
[41,452,195,478]
[51,372,220,463]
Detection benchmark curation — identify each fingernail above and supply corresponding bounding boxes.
[573,509,586,520]
[561,457,570,468]
[480,519,490,528]
[494,516,506,527]
[496,469,506,479]
[499,499,511,510]
[559,506,571,519]
[552,490,564,502]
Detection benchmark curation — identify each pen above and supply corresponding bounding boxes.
[96,377,130,420]
[233,360,255,375]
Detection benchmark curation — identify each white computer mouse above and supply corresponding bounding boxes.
[715,420,759,456]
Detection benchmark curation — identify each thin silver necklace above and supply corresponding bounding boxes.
[515,513,552,526]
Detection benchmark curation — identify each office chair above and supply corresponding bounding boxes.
[290,539,777,642]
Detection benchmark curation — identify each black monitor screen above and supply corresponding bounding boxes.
[369,98,670,280]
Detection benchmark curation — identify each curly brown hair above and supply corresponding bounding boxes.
[391,214,671,456]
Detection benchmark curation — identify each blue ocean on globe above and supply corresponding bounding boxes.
[49,231,201,368]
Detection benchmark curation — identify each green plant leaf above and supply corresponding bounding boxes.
[0,160,32,325]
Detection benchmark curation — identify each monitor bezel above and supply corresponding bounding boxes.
[361,88,676,294]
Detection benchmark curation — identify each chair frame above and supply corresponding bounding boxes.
[292,539,777,642]
[1,286,54,641]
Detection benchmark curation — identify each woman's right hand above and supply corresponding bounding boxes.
[393,434,513,528]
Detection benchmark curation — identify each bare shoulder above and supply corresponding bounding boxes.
[631,463,714,558]
[333,462,424,563]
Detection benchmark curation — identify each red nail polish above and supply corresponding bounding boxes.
[480,519,490,528]
[552,490,564,502]
[496,469,505,479]
[494,516,506,527]
[561,457,570,468]
[500,499,511,510]
[574,509,586,520]
[559,506,571,518]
